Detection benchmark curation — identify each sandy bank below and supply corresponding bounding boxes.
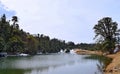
[104,52,120,74]
[75,49,103,55]
[74,49,120,74]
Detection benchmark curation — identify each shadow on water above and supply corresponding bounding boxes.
[0,57,31,74]
[84,55,112,74]
[0,69,29,74]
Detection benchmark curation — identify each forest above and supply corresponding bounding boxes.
[0,14,95,55]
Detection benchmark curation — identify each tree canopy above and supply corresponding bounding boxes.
[0,14,84,54]
[0,14,99,55]
[93,17,120,53]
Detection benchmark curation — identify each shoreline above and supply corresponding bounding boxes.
[74,49,120,74]
[104,52,120,74]
[75,49,103,55]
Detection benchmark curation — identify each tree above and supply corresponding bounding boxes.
[0,37,5,52]
[25,35,39,54]
[67,41,75,49]
[12,16,18,28]
[93,17,119,53]
[12,16,18,23]
[7,36,24,53]
[1,14,6,23]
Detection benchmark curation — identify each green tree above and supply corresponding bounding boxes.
[67,41,75,49]
[93,17,119,53]
[7,36,24,54]
[12,16,18,28]
[25,35,39,54]
[0,37,5,52]
[1,14,6,23]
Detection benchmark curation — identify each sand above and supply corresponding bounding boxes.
[104,52,120,74]
[74,49,120,74]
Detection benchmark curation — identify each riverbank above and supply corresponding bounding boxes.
[74,49,120,74]
[104,52,120,74]
[74,49,103,55]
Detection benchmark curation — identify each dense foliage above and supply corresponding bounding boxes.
[0,14,79,54]
[0,14,96,55]
[76,43,96,50]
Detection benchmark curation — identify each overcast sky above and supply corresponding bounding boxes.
[0,0,120,43]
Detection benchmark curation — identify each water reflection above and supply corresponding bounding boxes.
[0,54,105,74]
[84,54,112,74]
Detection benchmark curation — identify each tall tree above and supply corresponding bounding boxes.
[93,17,119,53]
[12,16,18,28]
[1,14,6,23]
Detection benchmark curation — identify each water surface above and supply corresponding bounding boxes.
[0,54,104,74]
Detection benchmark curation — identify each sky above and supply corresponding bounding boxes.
[0,0,120,43]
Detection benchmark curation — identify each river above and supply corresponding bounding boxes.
[0,53,106,74]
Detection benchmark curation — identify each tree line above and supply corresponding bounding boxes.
[1,14,116,55]
[0,14,95,55]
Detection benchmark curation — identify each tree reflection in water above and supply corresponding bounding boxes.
[84,55,112,74]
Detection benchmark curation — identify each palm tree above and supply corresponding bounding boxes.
[12,16,18,28]
[93,17,119,53]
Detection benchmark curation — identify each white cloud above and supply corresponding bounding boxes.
[1,0,120,43]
